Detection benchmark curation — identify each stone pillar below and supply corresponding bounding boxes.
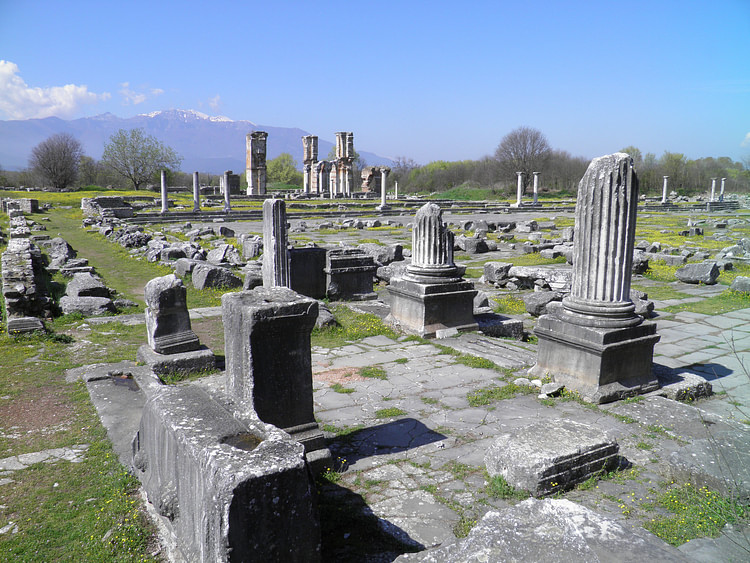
[661,176,669,204]
[192,172,200,212]
[222,286,331,470]
[223,170,231,212]
[387,203,477,337]
[246,131,268,195]
[720,177,726,201]
[710,177,717,202]
[395,181,399,199]
[329,164,337,199]
[532,172,540,204]
[160,170,168,213]
[380,167,388,207]
[513,172,524,207]
[302,135,318,195]
[529,153,660,403]
[262,199,290,288]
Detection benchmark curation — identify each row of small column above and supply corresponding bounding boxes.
[160,170,232,214]
[513,172,542,206]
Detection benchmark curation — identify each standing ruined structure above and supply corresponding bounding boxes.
[302,135,318,194]
[334,132,354,197]
[262,199,290,288]
[387,203,477,337]
[246,131,268,195]
[529,153,660,403]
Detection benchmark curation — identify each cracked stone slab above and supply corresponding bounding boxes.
[0,444,89,472]
[436,333,535,370]
[395,498,688,562]
[485,419,620,497]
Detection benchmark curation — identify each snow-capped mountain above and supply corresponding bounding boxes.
[0,109,392,173]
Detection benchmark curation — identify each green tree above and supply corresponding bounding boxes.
[619,146,643,168]
[101,128,182,190]
[267,153,303,186]
[29,133,83,190]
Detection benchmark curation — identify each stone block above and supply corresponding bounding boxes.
[730,276,750,293]
[65,272,110,298]
[475,313,524,339]
[357,243,403,266]
[675,262,720,285]
[485,420,620,496]
[289,246,327,299]
[483,262,512,283]
[395,498,687,562]
[59,295,116,316]
[192,263,242,290]
[144,274,200,354]
[523,291,562,316]
[132,385,320,562]
[136,344,215,376]
[325,249,377,301]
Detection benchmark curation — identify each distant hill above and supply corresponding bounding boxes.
[0,109,393,173]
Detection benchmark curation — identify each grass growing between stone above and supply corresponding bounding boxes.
[466,382,537,406]
[311,305,397,348]
[492,295,527,315]
[662,290,750,315]
[643,483,749,546]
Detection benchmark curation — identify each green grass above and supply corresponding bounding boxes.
[629,283,692,301]
[505,254,568,266]
[466,383,536,406]
[485,473,530,500]
[394,357,409,364]
[643,483,749,546]
[663,290,750,315]
[374,407,407,419]
[492,295,527,315]
[359,366,387,380]
[311,305,397,348]
[331,382,355,394]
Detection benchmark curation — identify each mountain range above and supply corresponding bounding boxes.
[0,109,393,173]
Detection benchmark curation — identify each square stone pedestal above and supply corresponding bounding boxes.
[387,278,477,339]
[528,306,660,404]
[136,344,215,377]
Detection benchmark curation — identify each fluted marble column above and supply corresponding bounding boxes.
[661,176,669,204]
[562,153,640,327]
[380,167,388,207]
[532,172,540,204]
[262,199,290,288]
[406,203,459,281]
[160,170,168,213]
[720,177,726,201]
[515,172,524,206]
[710,178,717,202]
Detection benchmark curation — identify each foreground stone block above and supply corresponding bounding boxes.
[222,287,331,470]
[136,345,216,377]
[59,295,116,316]
[675,261,720,285]
[144,274,200,354]
[133,385,320,562]
[192,263,242,290]
[485,420,620,497]
[325,248,377,301]
[290,246,327,299]
[396,498,686,562]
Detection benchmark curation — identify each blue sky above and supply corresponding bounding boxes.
[1,0,749,164]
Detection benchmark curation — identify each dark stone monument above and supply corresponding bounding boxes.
[222,287,331,471]
[324,248,378,301]
[136,274,215,376]
[386,203,477,338]
[529,153,660,403]
[290,246,327,299]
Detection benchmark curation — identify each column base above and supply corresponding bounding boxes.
[528,307,660,404]
[386,277,477,339]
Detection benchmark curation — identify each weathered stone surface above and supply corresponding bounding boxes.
[241,235,262,260]
[357,243,403,266]
[631,289,655,318]
[207,243,243,266]
[191,263,242,290]
[395,498,687,562]
[508,266,572,292]
[376,260,410,283]
[59,296,116,316]
[523,291,562,316]
[315,301,338,329]
[262,199,290,287]
[483,262,512,283]
[2,238,52,330]
[325,249,377,301]
[144,274,200,354]
[648,252,687,266]
[475,313,524,339]
[650,369,712,401]
[173,258,202,277]
[485,419,620,496]
[675,262,720,285]
[222,288,331,470]
[43,237,76,268]
[136,345,215,376]
[289,247,327,299]
[132,385,320,562]
[65,272,110,298]
[730,276,750,292]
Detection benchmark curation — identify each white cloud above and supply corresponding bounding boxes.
[0,60,110,119]
[151,88,164,96]
[119,82,147,105]
[208,94,221,111]
[742,132,750,147]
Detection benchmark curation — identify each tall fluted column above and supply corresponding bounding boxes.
[379,167,389,207]
[710,178,717,202]
[192,172,200,212]
[532,172,540,204]
[160,170,168,213]
[562,153,640,327]
[262,199,290,288]
[661,176,669,204]
[720,177,726,201]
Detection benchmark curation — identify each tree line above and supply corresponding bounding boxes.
[3,126,749,196]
